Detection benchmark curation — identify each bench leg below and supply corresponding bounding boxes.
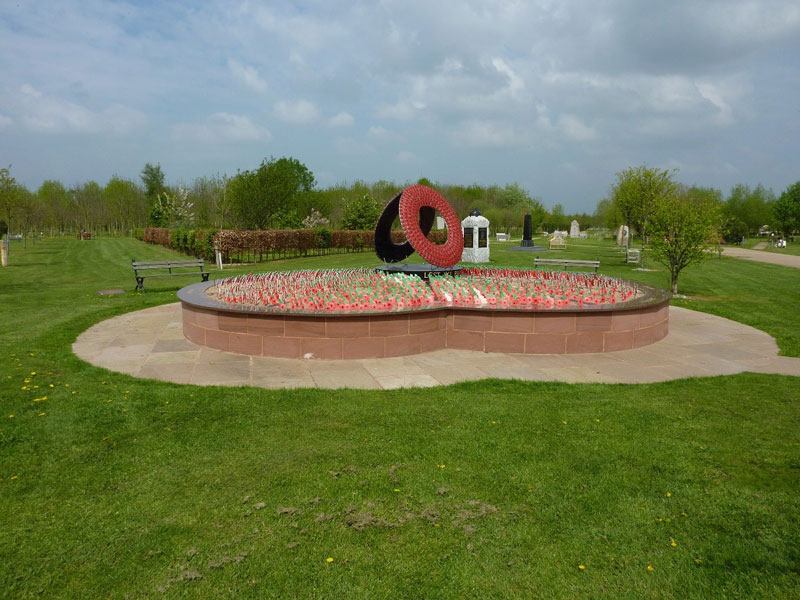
[135,277,145,292]
[202,273,209,282]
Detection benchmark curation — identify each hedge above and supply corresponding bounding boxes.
[134,227,447,263]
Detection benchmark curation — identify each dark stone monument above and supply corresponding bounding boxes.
[521,213,534,247]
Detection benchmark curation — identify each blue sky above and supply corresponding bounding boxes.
[1,0,798,213]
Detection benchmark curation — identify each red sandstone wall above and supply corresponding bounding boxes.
[182,302,669,359]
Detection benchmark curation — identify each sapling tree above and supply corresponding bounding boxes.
[611,165,678,250]
[647,186,723,294]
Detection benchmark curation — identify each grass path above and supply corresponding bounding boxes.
[1,237,799,599]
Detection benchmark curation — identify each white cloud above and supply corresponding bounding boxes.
[367,126,398,141]
[227,59,268,95]
[0,114,12,128]
[451,119,525,148]
[274,99,320,124]
[396,151,416,163]
[558,115,598,141]
[328,111,354,127]
[491,58,524,94]
[172,113,271,142]
[14,84,145,134]
[376,101,423,120]
[334,137,375,155]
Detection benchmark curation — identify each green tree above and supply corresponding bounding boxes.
[72,181,103,231]
[547,203,567,231]
[0,165,20,236]
[648,185,723,294]
[340,193,380,230]
[772,181,800,237]
[37,180,72,233]
[104,176,147,233]
[141,163,166,200]
[725,184,775,234]
[610,165,678,249]
[229,157,316,229]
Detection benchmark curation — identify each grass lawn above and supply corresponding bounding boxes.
[1,237,799,599]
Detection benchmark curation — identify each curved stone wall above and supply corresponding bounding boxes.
[179,281,669,359]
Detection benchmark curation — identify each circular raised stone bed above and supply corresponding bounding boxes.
[178,276,669,360]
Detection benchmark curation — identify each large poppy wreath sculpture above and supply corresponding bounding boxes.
[374,184,464,268]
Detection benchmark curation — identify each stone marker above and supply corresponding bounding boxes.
[521,213,534,247]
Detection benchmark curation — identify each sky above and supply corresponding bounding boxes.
[1,0,798,213]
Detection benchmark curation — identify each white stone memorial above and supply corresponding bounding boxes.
[569,220,580,238]
[616,225,629,246]
[461,211,490,263]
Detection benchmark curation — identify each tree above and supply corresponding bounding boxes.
[141,163,166,200]
[149,187,194,227]
[772,181,800,237]
[593,197,620,230]
[547,203,567,231]
[610,165,678,249]
[37,180,71,233]
[72,181,103,231]
[647,185,723,294]
[104,176,147,233]
[340,193,380,230]
[229,157,316,229]
[725,184,775,235]
[0,165,20,236]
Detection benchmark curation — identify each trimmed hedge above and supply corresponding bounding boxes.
[134,227,447,263]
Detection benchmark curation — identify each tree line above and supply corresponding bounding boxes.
[0,157,597,238]
[1,158,797,245]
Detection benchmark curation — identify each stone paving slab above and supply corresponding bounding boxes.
[72,303,800,389]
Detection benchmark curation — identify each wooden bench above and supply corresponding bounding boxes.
[626,248,641,264]
[496,232,510,242]
[549,237,566,250]
[534,257,600,273]
[132,259,209,292]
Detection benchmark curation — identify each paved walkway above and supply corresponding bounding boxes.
[722,246,800,269]
[72,304,800,389]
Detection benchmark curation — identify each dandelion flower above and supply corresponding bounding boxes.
[562,420,567,425]
[578,564,586,570]
[10,475,18,480]
[670,539,677,548]
[8,415,13,418]
[38,412,46,417]
[666,492,671,497]
[326,557,334,563]
[647,564,654,572]
[694,558,702,564]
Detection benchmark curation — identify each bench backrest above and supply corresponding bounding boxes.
[132,259,206,273]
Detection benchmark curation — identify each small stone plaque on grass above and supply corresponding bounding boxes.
[97,289,125,296]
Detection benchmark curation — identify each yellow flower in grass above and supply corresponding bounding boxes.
[647,564,654,572]
[38,412,46,417]
[326,557,334,563]
[666,491,671,497]
[578,564,586,571]
[670,539,677,548]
